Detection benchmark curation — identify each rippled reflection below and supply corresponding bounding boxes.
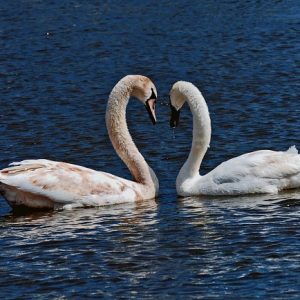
[2,199,158,230]
[1,0,300,298]
[176,193,300,289]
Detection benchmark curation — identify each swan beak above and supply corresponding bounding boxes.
[146,99,157,125]
[170,103,180,128]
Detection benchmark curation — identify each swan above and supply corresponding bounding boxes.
[0,75,159,209]
[169,81,300,196]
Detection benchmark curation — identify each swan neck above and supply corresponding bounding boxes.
[178,87,211,181]
[105,77,157,189]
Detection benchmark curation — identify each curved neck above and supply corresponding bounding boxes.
[105,76,157,188]
[178,86,211,181]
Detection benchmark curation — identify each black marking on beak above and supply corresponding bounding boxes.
[149,88,157,100]
[145,89,157,125]
[170,102,180,128]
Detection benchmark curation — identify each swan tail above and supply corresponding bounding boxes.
[287,145,298,154]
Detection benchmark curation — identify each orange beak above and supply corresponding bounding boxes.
[146,98,157,125]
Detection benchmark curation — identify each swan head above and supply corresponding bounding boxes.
[129,75,158,125]
[169,81,190,128]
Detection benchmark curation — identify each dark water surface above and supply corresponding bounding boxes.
[1,0,299,298]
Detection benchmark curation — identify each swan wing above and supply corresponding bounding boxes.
[0,159,139,208]
[211,147,300,179]
[199,146,300,195]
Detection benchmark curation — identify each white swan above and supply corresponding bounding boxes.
[170,81,300,196]
[0,75,159,209]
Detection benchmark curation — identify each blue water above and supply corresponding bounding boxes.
[0,0,299,298]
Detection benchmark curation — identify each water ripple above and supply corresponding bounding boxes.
[1,0,300,298]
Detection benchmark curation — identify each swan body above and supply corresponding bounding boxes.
[170,81,300,196]
[0,75,159,209]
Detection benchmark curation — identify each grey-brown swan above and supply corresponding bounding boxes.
[0,75,159,209]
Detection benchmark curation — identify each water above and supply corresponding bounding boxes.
[0,0,299,298]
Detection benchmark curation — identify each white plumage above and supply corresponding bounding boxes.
[170,81,300,196]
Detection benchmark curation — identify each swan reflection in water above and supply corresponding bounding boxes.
[0,199,159,283]
[2,199,158,230]
[178,190,300,209]
[176,190,300,230]
[175,191,300,278]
